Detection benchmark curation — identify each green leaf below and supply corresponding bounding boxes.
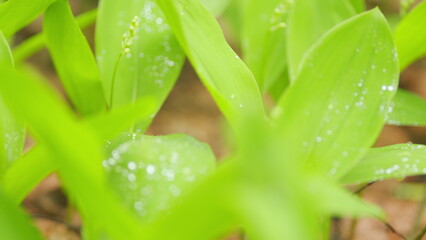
[0,68,144,239]
[1,96,158,205]
[0,0,56,38]
[2,145,54,204]
[87,96,157,140]
[395,0,426,70]
[241,0,290,95]
[157,0,265,127]
[387,89,426,126]
[96,0,185,131]
[273,9,399,178]
[143,161,238,240]
[286,0,355,79]
[200,0,230,17]
[306,175,383,218]
[13,8,98,65]
[349,0,366,13]
[0,190,43,240]
[104,133,216,222]
[341,144,426,184]
[44,0,106,116]
[0,31,25,175]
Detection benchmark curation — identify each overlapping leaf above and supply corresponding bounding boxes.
[274,9,399,178]
[286,0,355,79]
[241,0,289,96]
[157,0,265,127]
[0,31,25,176]
[395,0,426,70]
[44,0,106,116]
[0,190,43,240]
[387,89,426,126]
[103,133,216,222]
[0,0,56,37]
[0,68,144,239]
[13,8,98,64]
[96,0,185,133]
[341,144,426,184]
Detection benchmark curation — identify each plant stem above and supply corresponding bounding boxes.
[109,53,123,109]
[380,220,407,240]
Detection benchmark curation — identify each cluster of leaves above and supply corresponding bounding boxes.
[1,0,426,239]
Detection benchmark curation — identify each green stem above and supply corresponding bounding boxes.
[12,8,98,64]
[109,53,123,109]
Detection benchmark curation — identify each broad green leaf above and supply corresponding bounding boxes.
[274,9,399,178]
[0,190,43,240]
[0,0,56,38]
[104,133,216,222]
[157,0,265,127]
[387,89,426,126]
[13,8,98,64]
[341,144,426,184]
[2,146,53,204]
[0,68,144,239]
[0,31,25,175]
[1,96,158,205]
[287,0,355,79]
[44,1,106,116]
[242,0,290,95]
[349,0,366,13]
[143,161,238,240]
[96,0,185,132]
[395,0,426,70]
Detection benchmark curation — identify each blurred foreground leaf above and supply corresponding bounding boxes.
[0,0,56,37]
[0,31,25,175]
[0,68,145,239]
[0,190,43,240]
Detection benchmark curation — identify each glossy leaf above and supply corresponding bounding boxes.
[104,133,216,221]
[0,68,144,239]
[0,0,56,38]
[341,144,426,184]
[200,0,230,16]
[395,0,426,70]
[274,9,399,178]
[44,0,106,116]
[241,0,289,94]
[0,190,43,240]
[287,0,355,79]
[0,31,25,175]
[13,8,98,64]
[387,89,426,126]
[96,0,185,133]
[157,0,265,127]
